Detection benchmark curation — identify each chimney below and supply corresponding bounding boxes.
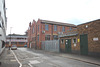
[29,22,31,27]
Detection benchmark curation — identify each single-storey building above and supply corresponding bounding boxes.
[60,19,100,57]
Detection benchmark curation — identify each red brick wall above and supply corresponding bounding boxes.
[27,20,37,48]
[27,19,76,49]
[60,28,80,52]
[78,20,100,53]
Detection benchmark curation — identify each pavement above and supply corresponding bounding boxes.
[0,48,19,67]
[59,53,100,66]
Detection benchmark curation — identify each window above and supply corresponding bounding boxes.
[38,25,39,31]
[19,42,25,45]
[6,42,9,45]
[54,25,57,31]
[45,24,49,30]
[32,26,34,33]
[73,38,77,43]
[61,39,64,44]
[38,35,39,41]
[2,41,5,48]
[32,37,36,41]
[29,27,30,30]
[45,35,50,40]
[53,35,58,40]
[69,27,72,30]
[62,26,65,32]
[12,42,17,45]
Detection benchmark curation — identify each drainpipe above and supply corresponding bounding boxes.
[51,24,53,40]
[35,24,37,49]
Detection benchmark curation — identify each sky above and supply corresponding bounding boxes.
[5,0,100,35]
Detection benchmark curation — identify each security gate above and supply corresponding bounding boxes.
[65,39,71,53]
[80,34,88,55]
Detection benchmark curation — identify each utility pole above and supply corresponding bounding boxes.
[9,27,12,50]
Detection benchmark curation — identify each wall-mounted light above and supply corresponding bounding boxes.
[86,25,88,28]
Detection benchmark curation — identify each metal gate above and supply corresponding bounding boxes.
[41,40,60,52]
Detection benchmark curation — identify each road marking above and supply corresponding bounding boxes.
[29,60,40,64]
[10,59,16,61]
[11,50,22,67]
[28,60,40,67]
[28,63,33,67]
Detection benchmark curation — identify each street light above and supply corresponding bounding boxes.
[9,27,12,50]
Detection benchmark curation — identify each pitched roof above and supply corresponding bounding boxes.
[40,19,76,27]
[77,19,100,26]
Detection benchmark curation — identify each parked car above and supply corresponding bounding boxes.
[11,45,17,50]
[24,45,27,47]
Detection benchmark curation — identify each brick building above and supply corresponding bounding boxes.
[6,34,27,47]
[27,19,76,49]
[60,19,100,57]
[27,20,37,48]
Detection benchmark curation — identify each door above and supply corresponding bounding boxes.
[65,39,71,53]
[80,34,88,55]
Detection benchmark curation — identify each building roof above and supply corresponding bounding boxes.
[59,28,78,37]
[7,34,27,38]
[59,33,78,38]
[40,19,76,27]
[7,36,27,38]
[77,19,100,26]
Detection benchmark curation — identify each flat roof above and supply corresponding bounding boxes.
[6,36,27,38]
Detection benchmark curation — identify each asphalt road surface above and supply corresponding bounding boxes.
[13,48,99,67]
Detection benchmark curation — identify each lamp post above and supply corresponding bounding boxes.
[9,27,12,50]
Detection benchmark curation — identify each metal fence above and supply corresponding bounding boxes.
[41,40,60,52]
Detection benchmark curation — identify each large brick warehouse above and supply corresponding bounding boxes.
[27,19,76,49]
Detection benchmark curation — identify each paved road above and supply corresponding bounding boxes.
[13,48,99,67]
[0,49,19,67]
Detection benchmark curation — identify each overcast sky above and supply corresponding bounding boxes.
[5,0,100,35]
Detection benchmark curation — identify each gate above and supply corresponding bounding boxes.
[41,40,60,52]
